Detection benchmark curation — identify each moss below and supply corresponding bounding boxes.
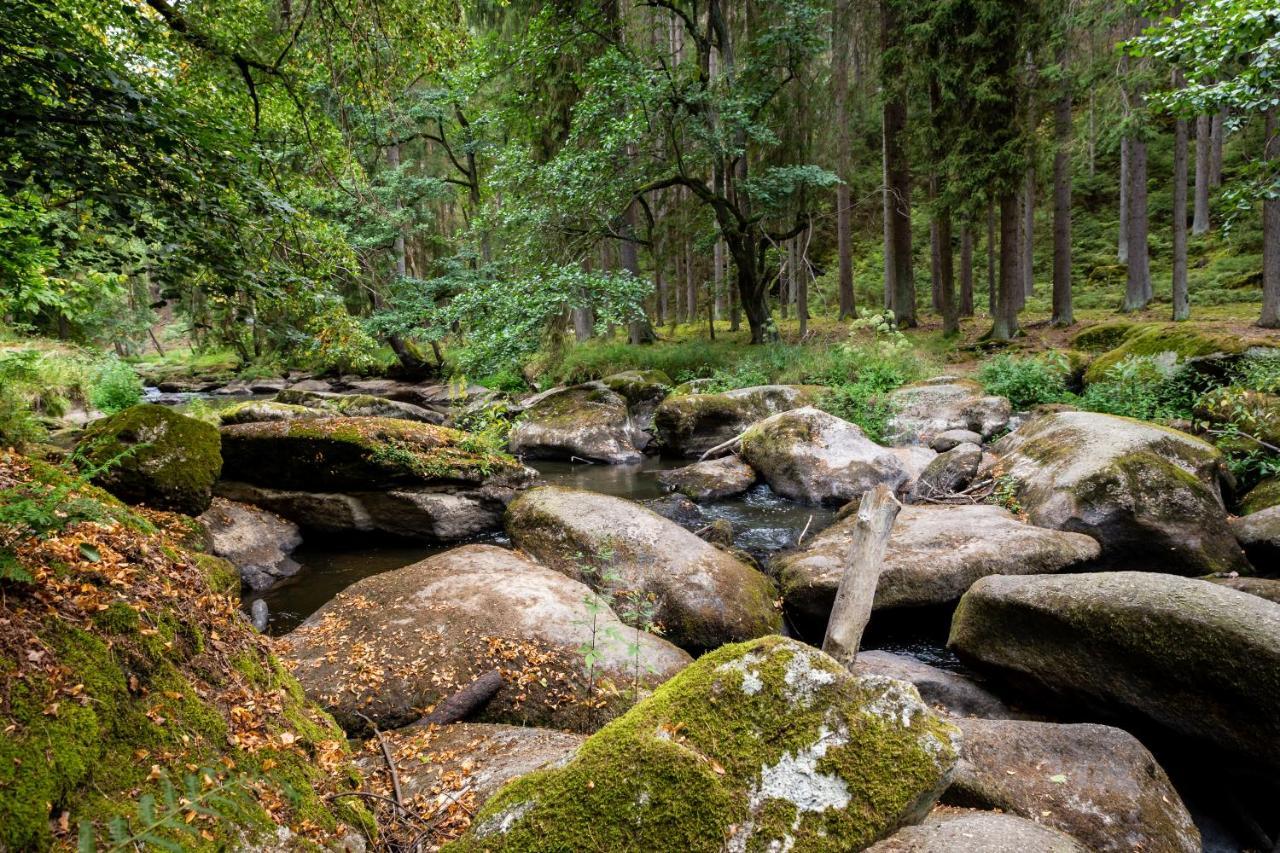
[449,637,957,853]
[193,553,241,596]
[1084,324,1250,383]
[79,404,223,516]
[219,399,318,425]
[1071,322,1138,353]
[601,370,673,405]
[1241,476,1280,515]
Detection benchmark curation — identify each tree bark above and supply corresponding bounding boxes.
[1022,168,1035,299]
[1172,70,1190,322]
[419,670,503,725]
[833,0,856,320]
[987,199,997,316]
[960,223,974,317]
[821,484,901,669]
[939,209,957,335]
[1193,113,1212,234]
[881,0,915,327]
[1261,107,1280,329]
[797,235,809,338]
[714,238,726,320]
[1118,136,1129,264]
[1124,135,1151,311]
[991,193,1021,340]
[1210,109,1224,188]
[1052,77,1073,327]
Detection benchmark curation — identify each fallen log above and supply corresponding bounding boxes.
[821,484,901,669]
[418,669,504,726]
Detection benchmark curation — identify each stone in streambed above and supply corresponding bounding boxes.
[654,384,822,457]
[197,497,302,590]
[884,379,1012,447]
[657,456,757,501]
[866,809,1088,852]
[909,442,982,501]
[854,651,1015,720]
[508,383,644,463]
[1230,505,1280,569]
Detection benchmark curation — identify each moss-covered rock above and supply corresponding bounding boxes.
[1070,321,1139,353]
[448,636,961,853]
[1230,505,1280,569]
[1082,323,1254,384]
[505,486,780,651]
[740,407,910,505]
[79,403,222,516]
[949,572,1280,773]
[275,388,442,423]
[884,379,1011,447]
[1241,475,1280,514]
[992,410,1247,574]
[600,369,673,407]
[0,451,368,851]
[656,456,757,502]
[508,383,644,464]
[655,385,823,457]
[218,399,323,425]
[279,544,690,734]
[220,416,533,492]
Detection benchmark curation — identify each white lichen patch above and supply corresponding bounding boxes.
[471,799,536,838]
[859,674,926,729]
[782,648,836,707]
[716,651,766,695]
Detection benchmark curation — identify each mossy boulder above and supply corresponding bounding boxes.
[740,407,910,505]
[275,388,442,423]
[854,651,1015,720]
[775,503,1100,622]
[654,384,823,457]
[0,451,368,850]
[1241,475,1280,514]
[280,544,689,734]
[1071,321,1139,353]
[218,399,325,425]
[600,369,673,407]
[867,809,1088,852]
[79,403,222,516]
[508,383,645,464]
[505,486,780,651]
[884,379,1011,447]
[949,572,1280,773]
[1194,386,1280,447]
[1230,505,1280,569]
[991,411,1247,574]
[657,456,757,502]
[448,636,961,853]
[943,718,1200,853]
[1082,323,1253,384]
[220,416,532,492]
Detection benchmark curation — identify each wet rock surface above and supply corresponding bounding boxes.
[508,383,644,464]
[654,384,822,457]
[198,497,302,590]
[656,455,757,501]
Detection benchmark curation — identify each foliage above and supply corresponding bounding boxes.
[89,359,144,414]
[1078,354,1198,421]
[978,352,1073,410]
[78,768,255,853]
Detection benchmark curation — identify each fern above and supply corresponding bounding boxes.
[78,769,254,852]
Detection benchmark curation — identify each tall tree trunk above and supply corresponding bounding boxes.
[1261,107,1280,329]
[1022,169,1035,299]
[991,193,1021,340]
[380,143,424,373]
[833,0,856,319]
[1118,137,1129,263]
[1210,109,1224,188]
[1124,135,1152,311]
[960,223,974,317]
[986,199,997,315]
[1193,113,1212,234]
[939,208,957,335]
[685,238,696,325]
[1052,75,1073,327]
[713,238,726,320]
[797,235,809,338]
[621,204,657,344]
[881,0,915,326]
[929,210,942,314]
[1172,70,1190,322]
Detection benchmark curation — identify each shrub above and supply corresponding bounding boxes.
[89,358,143,414]
[1077,354,1197,422]
[977,352,1072,410]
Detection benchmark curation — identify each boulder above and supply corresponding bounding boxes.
[1083,323,1254,384]
[909,443,982,501]
[354,723,583,815]
[654,384,822,457]
[931,429,983,452]
[776,504,1100,621]
[279,544,690,734]
[507,383,644,464]
[285,378,335,393]
[949,572,1280,771]
[740,407,910,505]
[274,389,443,424]
[885,379,1012,447]
[855,651,1015,719]
[890,445,938,492]
[641,493,705,528]
[991,411,1247,574]
[218,400,323,425]
[944,718,1200,853]
[1205,574,1280,603]
[197,497,302,591]
[657,456,757,502]
[78,404,222,515]
[866,809,1088,852]
[1240,475,1280,515]
[449,636,961,853]
[505,486,780,651]
[1230,505,1280,568]
[600,368,672,412]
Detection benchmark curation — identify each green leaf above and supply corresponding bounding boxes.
[79,542,101,563]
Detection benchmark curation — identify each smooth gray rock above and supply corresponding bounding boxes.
[949,571,1280,772]
[944,718,1200,853]
[198,497,302,590]
[931,429,984,452]
[657,456,757,502]
[1230,504,1280,568]
[909,443,982,501]
[855,651,1015,719]
[654,384,822,457]
[885,379,1012,447]
[508,383,643,464]
[866,810,1088,852]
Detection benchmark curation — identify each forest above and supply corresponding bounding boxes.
[1,0,1279,851]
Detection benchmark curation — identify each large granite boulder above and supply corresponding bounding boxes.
[867,809,1087,852]
[505,486,779,651]
[449,636,961,853]
[949,572,1280,772]
[909,443,983,501]
[1206,574,1280,603]
[855,651,1015,720]
[508,383,643,464]
[944,718,1200,853]
[601,369,672,433]
[218,400,323,426]
[279,544,690,734]
[197,497,302,590]
[657,456,757,501]
[775,504,1100,622]
[275,388,443,423]
[884,379,1012,447]
[78,404,222,515]
[654,384,822,457]
[740,407,910,504]
[1241,475,1280,515]
[1230,505,1280,568]
[991,411,1248,574]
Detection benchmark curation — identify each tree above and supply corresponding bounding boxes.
[832,0,857,320]
[1051,32,1074,327]
[1172,66,1190,321]
[881,0,916,327]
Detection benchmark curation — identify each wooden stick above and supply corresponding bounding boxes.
[697,431,747,461]
[356,712,404,809]
[419,669,503,726]
[822,484,901,669]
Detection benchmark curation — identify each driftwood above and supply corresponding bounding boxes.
[355,712,405,808]
[821,484,901,669]
[419,669,504,726]
[697,432,748,461]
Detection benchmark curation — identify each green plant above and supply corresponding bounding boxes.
[977,352,1072,410]
[0,351,47,448]
[454,403,513,462]
[989,474,1023,515]
[89,358,144,414]
[1078,354,1197,422]
[1235,349,1280,394]
[77,768,255,852]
